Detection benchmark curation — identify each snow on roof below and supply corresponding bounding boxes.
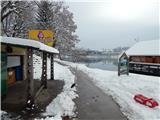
[118,51,129,59]
[38,42,59,54]
[126,40,160,56]
[0,36,59,54]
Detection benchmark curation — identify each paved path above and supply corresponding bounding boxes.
[75,70,127,120]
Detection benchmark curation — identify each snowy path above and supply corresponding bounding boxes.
[74,70,127,120]
[55,59,160,120]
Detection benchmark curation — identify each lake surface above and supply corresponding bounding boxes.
[64,56,118,71]
[81,60,118,71]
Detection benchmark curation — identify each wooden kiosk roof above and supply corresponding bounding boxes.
[0,36,59,54]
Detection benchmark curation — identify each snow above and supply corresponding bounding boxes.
[2,53,159,120]
[126,40,160,56]
[0,111,7,116]
[33,54,42,79]
[0,110,11,120]
[0,36,59,54]
[130,61,160,65]
[42,62,78,118]
[33,55,78,120]
[33,54,51,80]
[38,42,59,54]
[118,51,129,59]
[56,59,160,120]
[35,115,62,120]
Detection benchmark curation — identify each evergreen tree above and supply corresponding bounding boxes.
[35,1,79,57]
[35,1,53,29]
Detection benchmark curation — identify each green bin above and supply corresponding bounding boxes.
[1,52,7,96]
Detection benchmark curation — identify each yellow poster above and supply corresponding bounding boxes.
[29,30,55,46]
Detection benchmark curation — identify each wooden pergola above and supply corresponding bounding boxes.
[0,36,59,107]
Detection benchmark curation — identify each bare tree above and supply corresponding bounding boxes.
[1,0,79,56]
[1,1,17,22]
[1,1,35,38]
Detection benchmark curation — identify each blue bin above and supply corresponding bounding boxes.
[15,66,22,81]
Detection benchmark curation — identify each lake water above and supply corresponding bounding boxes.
[64,56,118,71]
[82,60,118,71]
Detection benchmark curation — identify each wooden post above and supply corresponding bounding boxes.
[50,54,54,80]
[127,60,129,75]
[118,61,120,76]
[41,52,47,89]
[26,47,34,107]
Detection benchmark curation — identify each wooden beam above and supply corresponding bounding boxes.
[50,54,54,80]
[127,60,129,75]
[41,52,47,89]
[118,62,120,76]
[26,47,34,107]
[34,85,44,101]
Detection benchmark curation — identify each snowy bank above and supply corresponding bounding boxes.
[56,59,160,120]
[33,55,78,120]
[43,63,78,118]
[0,110,11,120]
[33,54,51,80]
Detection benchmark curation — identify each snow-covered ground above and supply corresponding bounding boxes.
[33,55,78,120]
[0,111,11,120]
[2,55,159,120]
[42,63,78,119]
[56,59,160,120]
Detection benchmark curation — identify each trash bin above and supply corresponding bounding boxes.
[7,68,16,86]
[15,66,22,81]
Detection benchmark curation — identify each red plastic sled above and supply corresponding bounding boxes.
[134,94,159,108]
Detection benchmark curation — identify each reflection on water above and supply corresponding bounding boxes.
[83,59,118,71]
[64,55,118,71]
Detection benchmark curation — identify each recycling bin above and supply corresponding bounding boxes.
[15,66,22,81]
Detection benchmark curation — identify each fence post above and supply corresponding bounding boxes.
[41,52,47,89]
[26,47,34,107]
[118,62,120,76]
[127,61,129,75]
[50,54,54,80]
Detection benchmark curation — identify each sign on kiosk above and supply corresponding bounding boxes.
[29,30,55,46]
[118,52,129,76]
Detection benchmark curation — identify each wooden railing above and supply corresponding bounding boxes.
[129,62,160,76]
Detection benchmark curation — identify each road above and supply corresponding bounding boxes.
[75,70,127,120]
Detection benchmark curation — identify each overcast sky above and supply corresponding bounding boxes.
[66,0,159,50]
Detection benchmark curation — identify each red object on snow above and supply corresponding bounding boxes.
[134,94,159,108]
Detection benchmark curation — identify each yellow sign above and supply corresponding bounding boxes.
[29,30,55,46]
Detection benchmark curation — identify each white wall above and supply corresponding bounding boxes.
[7,56,20,68]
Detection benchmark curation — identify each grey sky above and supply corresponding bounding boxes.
[66,0,159,50]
